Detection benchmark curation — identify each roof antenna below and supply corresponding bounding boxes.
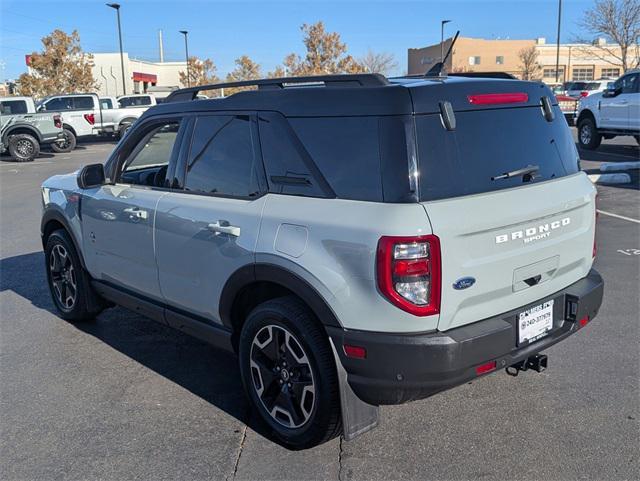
[425,30,460,77]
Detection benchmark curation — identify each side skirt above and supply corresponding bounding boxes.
[91,280,234,353]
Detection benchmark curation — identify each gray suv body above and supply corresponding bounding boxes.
[41,74,604,449]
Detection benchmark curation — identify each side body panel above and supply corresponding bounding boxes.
[256,194,437,333]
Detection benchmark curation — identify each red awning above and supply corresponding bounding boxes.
[132,72,157,83]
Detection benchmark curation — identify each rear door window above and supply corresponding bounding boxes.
[415,106,579,201]
[183,115,261,198]
[73,96,95,110]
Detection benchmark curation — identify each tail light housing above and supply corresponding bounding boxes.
[84,113,95,125]
[580,91,589,97]
[593,195,599,258]
[53,114,62,129]
[376,235,441,316]
[467,92,528,105]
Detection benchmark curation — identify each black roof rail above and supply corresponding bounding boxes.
[164,73,389,102]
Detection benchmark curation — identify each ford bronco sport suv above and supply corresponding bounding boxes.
[41,73,604,449]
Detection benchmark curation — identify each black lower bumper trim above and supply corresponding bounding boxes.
[328,269,604,405]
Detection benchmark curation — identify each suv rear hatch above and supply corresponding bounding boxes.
[408,78,596,331]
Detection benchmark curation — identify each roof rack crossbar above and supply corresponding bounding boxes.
[164,73,389,102]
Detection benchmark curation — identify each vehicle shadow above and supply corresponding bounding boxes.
[1,152,56,162]
[0,251,282,447]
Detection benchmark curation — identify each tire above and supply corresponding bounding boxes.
[8,133,40,162]
[51,128,76,153]
[577,118,602,150]
[239,296,342,449]
[45,229,104,322]
[118,123,133,139]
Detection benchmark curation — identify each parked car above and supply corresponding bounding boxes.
[37,93,156,150]
[99,94,156,138]
[566,80,613,98]
[1,96,65,161]
[576,70,640,149]
[555,94,579,125]
[41,74,603,449]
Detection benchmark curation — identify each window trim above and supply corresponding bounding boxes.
[178,112,269,201]
[108,114,187,192]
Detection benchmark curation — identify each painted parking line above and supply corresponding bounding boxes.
[597,209,640,224]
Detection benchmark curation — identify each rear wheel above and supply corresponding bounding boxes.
[8,134,40,162]
[45,230,103,322]
[578,118,602,150]
[239,297,342,449]
[51,128,76,153]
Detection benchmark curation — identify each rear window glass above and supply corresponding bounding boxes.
[415,106,579,201]
[0,100,28,115]
[569,82,588,90]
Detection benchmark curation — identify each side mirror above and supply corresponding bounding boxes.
[77,163,106,189]
[37,105,45,112]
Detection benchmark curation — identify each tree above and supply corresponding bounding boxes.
[518,46,542,80]
[223,55,262,95]
[18,30,97,97]
[278,21,365,76]
[577,0,640,72]
[359,50,398,75]
[179,56,220,96]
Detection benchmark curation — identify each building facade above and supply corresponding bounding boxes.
[90,53,187,97]
[408,37,631,83]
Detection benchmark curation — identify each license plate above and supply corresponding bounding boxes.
[518,300,554,345]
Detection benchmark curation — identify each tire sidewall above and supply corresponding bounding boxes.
[239,302,337,448]
[578,118,600,149]
[8,134,39,162]
[51,129,76,153]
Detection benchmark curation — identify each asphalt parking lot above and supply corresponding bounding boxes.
[1,135,638,481]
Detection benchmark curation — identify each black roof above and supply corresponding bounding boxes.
[140,73,555,120]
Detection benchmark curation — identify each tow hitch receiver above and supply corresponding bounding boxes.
[505,354,548,377]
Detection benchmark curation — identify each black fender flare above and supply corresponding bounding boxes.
[40,208,87,270]
[3,125,43,143]
[219,263,342,331]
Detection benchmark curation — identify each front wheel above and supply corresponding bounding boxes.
[45,230,104,322]
[51,128,76,153]
[577,118,602,150]
[239,297,342,449]
[8,133,40,162]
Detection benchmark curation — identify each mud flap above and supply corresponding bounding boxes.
[329,338,379,441]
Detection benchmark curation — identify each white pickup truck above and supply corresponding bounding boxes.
[38,93,156,151]
[576,69,640,149]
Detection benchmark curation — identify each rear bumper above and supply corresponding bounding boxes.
[328,268,604,405]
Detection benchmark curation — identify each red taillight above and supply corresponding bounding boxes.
[467,92,528,105]
[475,360,497,375]
[53,114,62,129]
[376,235,441,316]
[580,91,589,97]
[343,344,367,359]
[84,113,95,125]
[579,316,589,327]
[593,195,598,259]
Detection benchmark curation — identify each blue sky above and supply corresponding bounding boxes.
[1,0,594,81]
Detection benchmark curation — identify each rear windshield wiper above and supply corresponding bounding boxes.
[491,165,540,181]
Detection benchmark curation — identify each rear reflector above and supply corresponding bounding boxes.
[579,316,589,327]
[475,360,497,375]
[467,92,529,105]
[343,344,367,359]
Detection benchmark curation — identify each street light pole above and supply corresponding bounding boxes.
[555,0,562,84]
[106,3,126,95]
[441,20,451,64]
[179,30,190,87]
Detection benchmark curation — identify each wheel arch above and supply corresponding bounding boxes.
[220,263,342,351]
[3,125,42,143]
[577,108,596,126]
[62,124,77,137]
[41,209,87,270]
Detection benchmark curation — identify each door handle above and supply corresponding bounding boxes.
[123,207,148,220]
[207,220,240,237]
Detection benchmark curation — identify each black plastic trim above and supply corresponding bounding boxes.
[40,208,87,269]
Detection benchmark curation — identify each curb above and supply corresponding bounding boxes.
[600,161,640,172]
[588,173,632,184]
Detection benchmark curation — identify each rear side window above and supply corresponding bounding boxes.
[120,96,152,107]
[73,97,94,109]
[100,98,114,109]
[415,106,579,201]
[184,115,260,198]
[0,100,28,115]
[258,112,329,198]
[289,117,383,201]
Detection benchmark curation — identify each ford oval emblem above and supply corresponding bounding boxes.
[453,277,476,290]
